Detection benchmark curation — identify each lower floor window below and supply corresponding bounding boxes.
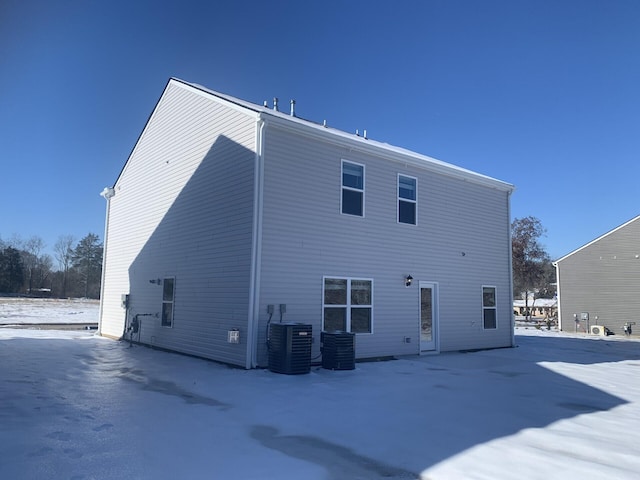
[482,286,497,329]
[323,277,372,333]
[161,277,175,327]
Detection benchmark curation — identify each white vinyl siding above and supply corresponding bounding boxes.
[555,215,640,334]
[99,80,257,367]
[258,123,513,364]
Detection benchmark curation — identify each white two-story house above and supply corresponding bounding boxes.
[99,78,515,368]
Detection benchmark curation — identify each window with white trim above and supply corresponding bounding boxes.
[398,174,417,225]
[482,286,497,329]
[341,160,364,216]
[323,277,372,333]
[161,277,175,327]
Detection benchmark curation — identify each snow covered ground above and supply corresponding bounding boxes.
[0,297,99,325]
[1,307,639,479]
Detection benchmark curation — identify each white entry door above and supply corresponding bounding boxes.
[420,282,438,352]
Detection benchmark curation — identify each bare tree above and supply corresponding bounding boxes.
[23,236,45,294]
[54,235,75,297]
[512,216,553,320]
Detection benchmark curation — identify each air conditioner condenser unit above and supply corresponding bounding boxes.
[589,325,608,336]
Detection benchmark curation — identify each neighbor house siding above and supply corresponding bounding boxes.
[255,123,512,366]
[556,216,640,334]
[100,81,257,367]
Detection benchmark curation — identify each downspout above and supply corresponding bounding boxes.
[98,187,115,336]
[507,190,515,347]
[553,261,561,331]
[247,115,266,368]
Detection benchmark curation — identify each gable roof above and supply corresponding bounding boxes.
[554,214,640,264]
[114,77,515,193]
[174,79,515,193]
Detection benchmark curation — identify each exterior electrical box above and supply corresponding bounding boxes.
[268,323,312,374]
[321,331,356,370]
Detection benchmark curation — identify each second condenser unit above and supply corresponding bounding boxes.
[321,331,355,370]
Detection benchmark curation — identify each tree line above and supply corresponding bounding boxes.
[2,218,552,304]
[0,233,103,299]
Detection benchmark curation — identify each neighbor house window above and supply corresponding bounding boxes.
[161,277,175,327]
[398,174,417,225]
[341,160,364,216]
[482,286,497,329]
[323,277,372,333]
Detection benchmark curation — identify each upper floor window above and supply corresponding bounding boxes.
[482,286,497,329]
[341,160,364,216]
[398,174,417,225]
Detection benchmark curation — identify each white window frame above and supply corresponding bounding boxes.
[340,160,365,217]
[161,277,176,328]
[482,285,497,330]
[397,174,418,225]
[322,276,373,334]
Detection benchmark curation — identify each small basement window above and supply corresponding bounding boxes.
[161,277,175,327]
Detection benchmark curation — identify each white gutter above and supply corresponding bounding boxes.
[98,187,115,336]
[247,115,266,369]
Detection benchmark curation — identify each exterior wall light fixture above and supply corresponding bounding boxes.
[405,275,413,287]
[149,278,162,285]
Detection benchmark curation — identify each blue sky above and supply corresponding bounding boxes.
[1,0,639,262]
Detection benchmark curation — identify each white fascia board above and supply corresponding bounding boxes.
[554,214,640,264]
[171,78,261,120]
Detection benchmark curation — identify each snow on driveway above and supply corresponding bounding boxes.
[1,327,639,479]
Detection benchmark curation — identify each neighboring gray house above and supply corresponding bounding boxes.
[555,215,640,335]
[99,78,515,369]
